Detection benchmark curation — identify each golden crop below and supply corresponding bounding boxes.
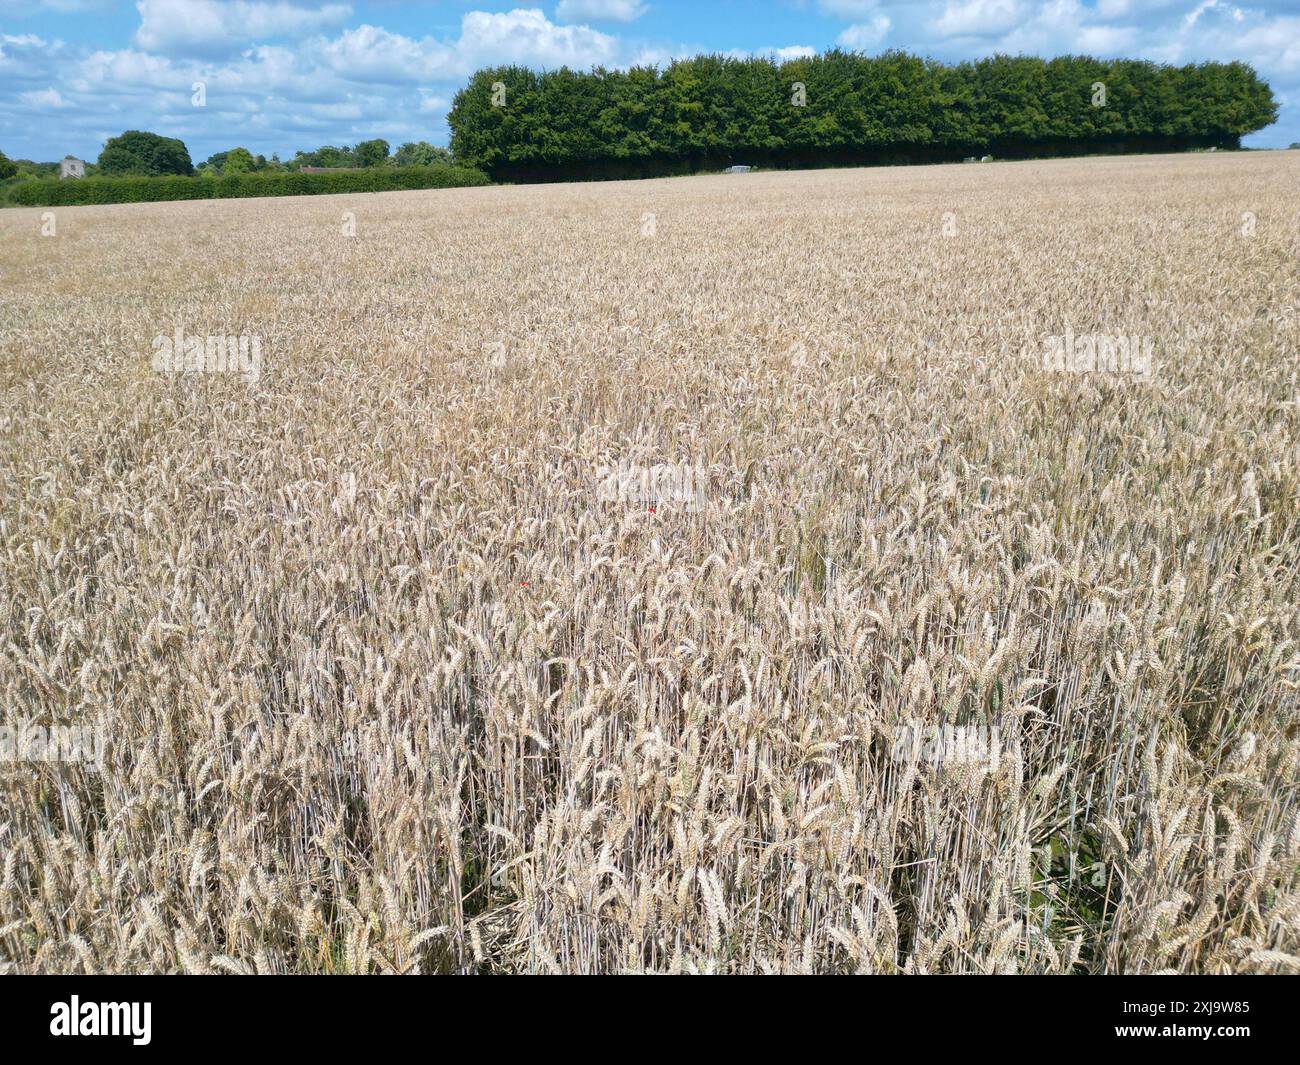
[2,151,1298,973]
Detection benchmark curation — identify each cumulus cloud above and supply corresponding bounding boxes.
[933,0,1028,38]
[456,9,621,71]
[77,47,200,93]
[989,0,1132,57]
[313,24,452,84]
[1182,0,1244,31]
[719,44,816,62]
[19,84,69,107]
[836,17,891,50]
[1,31,51,53]
[819,0,891,49]
[0,30,65,80]
[311,9,622,83]
[0,7,633,161]
[133,0,353,58]
[1153,5,1300,73]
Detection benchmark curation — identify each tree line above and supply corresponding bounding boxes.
[196,140,451,174]
[447,51,1278,182]
[1,131,483,205]
[0,133,457,187]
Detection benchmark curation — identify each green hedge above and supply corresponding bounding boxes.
[7,165,491,206]
[449,51,1278,182]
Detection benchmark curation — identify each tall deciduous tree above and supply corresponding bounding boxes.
[223,147,256,174]
[355,139,391,167]
[97,131,194,176]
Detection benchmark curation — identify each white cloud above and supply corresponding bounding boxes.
[313,9,622,83]
[133,0,353,58]
[456,8,620,71]
[721,44,816,62]
[934,0,1027,38]
[1162,10,1300,73]
[77,47,199,92]
[836,16,891,49]
[1184,0,1219,30]
[1073,23,1135,51]
[0,7,634,162]
[555,0,648,23]
[1,32,49,50]
[0,30,64,74]
[818,0,891,48]
[314,24,452,83]
[19,85,69,107]
[993,0,1114,55]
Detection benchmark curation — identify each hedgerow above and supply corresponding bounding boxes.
[7,164,491,206]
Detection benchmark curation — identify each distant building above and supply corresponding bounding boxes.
[724,165,754,174]
[59,156,85,180]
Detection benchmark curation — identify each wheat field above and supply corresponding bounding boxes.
[2,152,1298,974]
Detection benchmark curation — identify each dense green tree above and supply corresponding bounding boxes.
[448,52,1277,182]
[199,148,270,175]
[355,139,390,167]
[223,147,256,174]
[96,131,193,176]
[392,141,452,166]
[14,159,63,178]
[0,150,16,180]
[96,145,145,175]
[289,145,357,170]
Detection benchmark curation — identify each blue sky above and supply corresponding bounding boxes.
[1,0,1297,164]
